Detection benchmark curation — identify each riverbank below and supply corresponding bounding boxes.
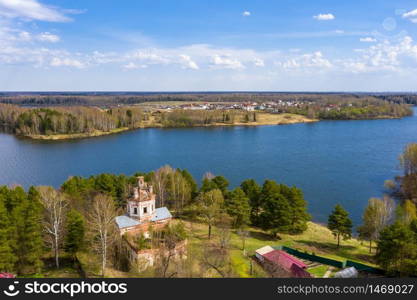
[21,113,317,140]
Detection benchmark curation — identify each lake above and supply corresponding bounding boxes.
[1,108,417,225]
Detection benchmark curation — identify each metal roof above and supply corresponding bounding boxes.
[115,207,172,229]
[115,215,141,229]
[334,267,358,278]
[151,207,172,222]
[255,245,275,256]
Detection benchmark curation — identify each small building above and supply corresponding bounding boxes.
[334,267,358,278]
[255,246,311,278]
[255,246,275,262]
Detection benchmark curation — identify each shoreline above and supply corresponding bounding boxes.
[12,112,410,141]
[19,113,318,141]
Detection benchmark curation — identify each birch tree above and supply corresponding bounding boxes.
[38,186,68,268]
[87,194,117,277]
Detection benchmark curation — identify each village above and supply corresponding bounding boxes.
[138,100,312,113]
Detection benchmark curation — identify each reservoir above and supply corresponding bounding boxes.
[1,107,417,225]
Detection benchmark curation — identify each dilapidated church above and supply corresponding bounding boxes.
[115,176,172,235]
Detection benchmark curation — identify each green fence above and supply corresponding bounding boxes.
[275,245,384,274]
[345,260,385,274]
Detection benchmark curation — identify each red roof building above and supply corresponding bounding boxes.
[256,247,311,278]
[0,273,15,278]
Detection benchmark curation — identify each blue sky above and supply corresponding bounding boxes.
[1,0,417,91]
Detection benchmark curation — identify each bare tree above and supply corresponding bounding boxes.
[201,241,233,278]
[87,194,118,277]
[38,186,68,268]
[151,165,173,207]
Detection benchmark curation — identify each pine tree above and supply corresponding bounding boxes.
[0,200,16,272]
[258,180,292,236]
[327,204,353,248]
[64,209,85,259]
[240,179,261,225]
[13,187,44,275]
[225,188,251,228]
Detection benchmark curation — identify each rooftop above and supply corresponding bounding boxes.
[116,207,172,229]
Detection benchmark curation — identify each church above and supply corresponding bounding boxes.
[115,176,172,235]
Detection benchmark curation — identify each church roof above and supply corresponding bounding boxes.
[115,207,172,229]
[115,215,141,229]
[151,207,172,222]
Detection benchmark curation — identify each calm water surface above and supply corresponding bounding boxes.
[1,108,417,225]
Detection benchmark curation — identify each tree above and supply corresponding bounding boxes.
[200,178,218,193]
[327,204,353,248]
[357,197,395,253]
[167,170,192,214]
[196,189,224,239]
[87,194,117,277]
[284,186,310,234]
[225,188,250,228]
[0,200,16,272]
[258,180,292,236]
[180,169,198,199]
[240,179,261,225]
[376,221,417,276]
[151,165,173,207]
[397,143,417,205]
[38,186,68,268]
[397,200,417,225]
[212,176,229,195]
[64,209,85,259]
[13,187,44,274]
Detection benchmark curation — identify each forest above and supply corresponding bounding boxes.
[1,142,417,278]
[281,98,412,120]
[0,104,145,136]
[1,92,417,107]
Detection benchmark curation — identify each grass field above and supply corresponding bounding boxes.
[180,220,376,278]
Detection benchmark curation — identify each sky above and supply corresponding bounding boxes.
[1,0,417,91]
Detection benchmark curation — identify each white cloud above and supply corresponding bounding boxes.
[50,57,85,68]
[402,8,417,18]
[122,62,147,70]
[313,13,335,21]
[37,32,60,43]
[402,9,417,23]
[179,54,199,70]
[211,54,245,70]
[242,11,251,17]
[253,57,264,67]
[278,51,332,70]
[359,37,376,42]
[0,0,71,22]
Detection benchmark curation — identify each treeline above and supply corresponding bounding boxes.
[0,167,310,277]
[1,92,417,107]
[282,99,412,120]
[0,104,145,136]
[159,110,256,127]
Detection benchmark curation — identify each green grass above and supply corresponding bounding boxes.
[307,265,329,278]
[180,220,377,278]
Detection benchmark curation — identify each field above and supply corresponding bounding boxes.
[183,220,375,278]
